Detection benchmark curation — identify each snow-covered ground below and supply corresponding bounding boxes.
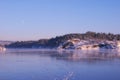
[58,39,120,50]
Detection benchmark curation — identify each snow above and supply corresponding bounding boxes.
[58,39,120,50]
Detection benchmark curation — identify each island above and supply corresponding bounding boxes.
[5,31,120,50]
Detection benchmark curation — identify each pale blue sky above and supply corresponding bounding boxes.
[0,0,120,41]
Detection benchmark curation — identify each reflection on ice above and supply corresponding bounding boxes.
[56,49,120,61]
[5,49,120,62]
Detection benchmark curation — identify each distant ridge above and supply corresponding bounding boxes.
[0,41,13,46]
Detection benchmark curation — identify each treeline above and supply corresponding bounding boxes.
[6,39,48,48]
[6,31,120,48]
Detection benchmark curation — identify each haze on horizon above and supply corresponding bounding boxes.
[0,0,120,41]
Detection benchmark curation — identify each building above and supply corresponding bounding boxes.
[0,45,6,51]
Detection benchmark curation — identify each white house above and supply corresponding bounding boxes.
[0,45,6,51]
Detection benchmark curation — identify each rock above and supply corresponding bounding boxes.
[58,39,119,50]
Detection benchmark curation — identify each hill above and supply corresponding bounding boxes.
[6,31,120,48]
[0,41,13,46]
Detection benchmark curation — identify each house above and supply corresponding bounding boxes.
[0,45,6,51]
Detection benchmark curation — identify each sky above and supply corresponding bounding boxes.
[0,0,120,41]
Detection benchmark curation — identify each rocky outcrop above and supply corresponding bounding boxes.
[58,39,120,50]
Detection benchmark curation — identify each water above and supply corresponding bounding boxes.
[0,49,120,80]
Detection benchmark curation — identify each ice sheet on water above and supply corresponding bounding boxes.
[3,49,120,62]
